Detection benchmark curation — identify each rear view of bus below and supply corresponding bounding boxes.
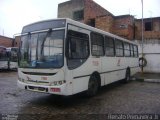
[7,47,18,70]
[0,46,9,70]
[0,46,18,70]
[17,19,68,95]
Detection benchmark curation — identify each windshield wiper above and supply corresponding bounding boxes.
[40,29,52,55]
[28,32,32,62]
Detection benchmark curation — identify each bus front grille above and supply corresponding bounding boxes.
[28,86,48,92]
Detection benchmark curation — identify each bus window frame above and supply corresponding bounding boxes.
[115,39,124,57]
[66,30,90,70]
[123,42,131,57]
[104,36,115,57]
[130,44,134,57]
[91,32,105,57]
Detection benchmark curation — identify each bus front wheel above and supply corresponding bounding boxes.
[86,76,99,97]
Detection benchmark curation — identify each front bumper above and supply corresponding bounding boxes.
[17,80,69,95]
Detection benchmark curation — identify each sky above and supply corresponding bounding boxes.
[0,0,160,38]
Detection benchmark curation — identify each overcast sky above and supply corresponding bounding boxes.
[0,0,159,37]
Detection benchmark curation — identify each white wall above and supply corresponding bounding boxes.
[136,39,160,73]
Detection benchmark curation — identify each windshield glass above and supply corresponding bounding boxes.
[19,30,64,68]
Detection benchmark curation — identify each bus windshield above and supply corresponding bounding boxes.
[19,30,64,68]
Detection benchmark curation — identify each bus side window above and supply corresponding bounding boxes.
[115,39,124,57]
[66,30,89,69]
[133,45,138,57]
[130,44,134,57]
[91,32,104,56]
[124,42,130,57]
[105,36,115,56]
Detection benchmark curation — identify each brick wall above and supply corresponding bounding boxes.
[83,0,112,23]
[135,17,160,40]
[95,15,114,33]
[113,15,134,40]
[0,35,13,47]
[95,15,135,40]
[13,36,21,47]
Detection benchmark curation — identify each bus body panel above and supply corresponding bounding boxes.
[70,57,101,94]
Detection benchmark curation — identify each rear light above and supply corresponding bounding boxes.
[50,88,61,92]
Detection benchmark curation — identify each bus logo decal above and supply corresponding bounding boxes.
[92,61,99,66]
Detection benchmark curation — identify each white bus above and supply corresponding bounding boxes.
[0,46,18,70]
[18,18,139,96]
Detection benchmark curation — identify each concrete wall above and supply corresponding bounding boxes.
[136,39,160,73]
[58,0,112,23]
[58,0,84,20]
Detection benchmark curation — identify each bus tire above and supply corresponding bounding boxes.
[86,75,99,97]
[139,57,147,67]
[124,68,131,83]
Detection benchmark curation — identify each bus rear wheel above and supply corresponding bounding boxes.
[86,76,99,97]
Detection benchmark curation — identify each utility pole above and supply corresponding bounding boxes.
[141,0,144,73]
[3,29,4,36]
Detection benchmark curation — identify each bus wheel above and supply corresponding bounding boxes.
[124,68,130,83]
[86,76,99,97]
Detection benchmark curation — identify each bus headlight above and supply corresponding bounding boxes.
[18,77,25,82]
[50,80,66,86]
